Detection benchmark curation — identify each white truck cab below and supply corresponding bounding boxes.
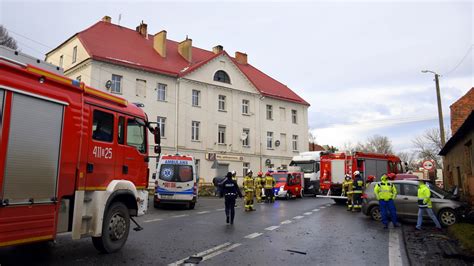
[290,151,321,195]
[153,154,198,209]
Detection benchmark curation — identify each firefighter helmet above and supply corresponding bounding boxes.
[353,170,360,176]
[387,173,396,180]
[231,170,237,176]
[257,171,263,177]
[345,174,351,180]
[367,175,375,182]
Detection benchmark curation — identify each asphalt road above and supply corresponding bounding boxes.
[0,196,408,266]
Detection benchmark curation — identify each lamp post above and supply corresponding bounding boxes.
[421,70,446,147]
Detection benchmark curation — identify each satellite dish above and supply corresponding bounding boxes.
[240,133,248,141]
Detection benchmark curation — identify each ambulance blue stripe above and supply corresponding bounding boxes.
[157,188,194,195]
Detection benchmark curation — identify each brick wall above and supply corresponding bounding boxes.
[450,87,474,134]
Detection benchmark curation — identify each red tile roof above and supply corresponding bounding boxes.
[69,21,308,106]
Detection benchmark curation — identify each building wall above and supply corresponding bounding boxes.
[46,37,89,71]
[443,130,474,205]
[450,88,474,135]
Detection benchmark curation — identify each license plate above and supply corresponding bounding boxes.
[160,194,173,199]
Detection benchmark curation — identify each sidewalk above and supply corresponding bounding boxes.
[402,224,474,265]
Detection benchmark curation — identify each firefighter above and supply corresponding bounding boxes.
[352,171,364,212]
[264,172,276,203]
[366,175,375,189]
[254,172,264,203]
[374,174,399,229]
[231,170,237,182]
[342,174,353,211]
[219,172,243,224]
[243,170,255,211]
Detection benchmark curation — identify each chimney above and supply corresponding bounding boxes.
[153,30,167,57]
[136,21,148,38]
[212,45,223,54]
[235,51,248,64]
[102,16,112,23]
[178,37,193,62]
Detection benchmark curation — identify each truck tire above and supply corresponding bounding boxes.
[92,202,130,253]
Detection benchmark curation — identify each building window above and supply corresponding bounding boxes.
[192,90,200,106]
[243,162,250,176]
[266,105,273,120]
[59,55,63,68]
[267,131,273,149]
[280,107,286,121]
[111,74,122,94]
[292,135,298,151]
[136,79,146,98]
[218,95,226,111]
[292,110,298,124]
[72,46,77,63]
[76,76,81,82]
[192,121,200,141]
[214,70,230,84]
[242,99,249,114]
[218,125,226,144]
[242,128,250,147]
[157,116,166,137]
[157,83,167,101]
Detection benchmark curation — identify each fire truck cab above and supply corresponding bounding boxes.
[0,46,160,253]
[271,170,304,199]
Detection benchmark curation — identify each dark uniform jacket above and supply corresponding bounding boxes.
[219,178,243,198]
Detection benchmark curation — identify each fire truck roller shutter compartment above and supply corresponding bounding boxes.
[330,160,345,184]
[364,159,388,181]
[2,92,64,204]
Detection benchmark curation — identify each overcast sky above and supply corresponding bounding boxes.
[1,0,473,153]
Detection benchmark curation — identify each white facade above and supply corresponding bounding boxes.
[47,40,309,185]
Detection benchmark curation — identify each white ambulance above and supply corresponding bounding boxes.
[153,154,198,209]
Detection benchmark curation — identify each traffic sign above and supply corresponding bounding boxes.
[422,160,434,171]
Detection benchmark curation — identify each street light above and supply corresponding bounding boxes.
[421,70,446,147]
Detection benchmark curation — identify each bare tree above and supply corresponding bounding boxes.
[308,130,317,143]
[0,25,18,50]
[355,135,394,154]
[396,151,419,170]
[412,128,448,168]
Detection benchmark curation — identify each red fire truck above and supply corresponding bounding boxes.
[318,151,405,203]
[0,46,160,253]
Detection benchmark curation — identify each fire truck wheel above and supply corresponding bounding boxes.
[92,202,130,253]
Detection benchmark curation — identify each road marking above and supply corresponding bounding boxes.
[389,228,403,266]
[201,243,242,261]
[293,216,304,219]
[216,208,225,211]
[197,211,210,214]
[320,206,326,209]
[281,220,292,224]
[265,226,279,231]
[304,212,312,215]
[312,208,319,212]
[168,242,232,266]
[171,214,189,218]
[326,204,332,207]
[244,232,263,239]
[143,218,163,223]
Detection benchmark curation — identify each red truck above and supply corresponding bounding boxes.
[0,46,160,253]
[271,170,304,199]
[318,151,405,203]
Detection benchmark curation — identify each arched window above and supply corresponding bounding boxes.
[213,70,231,84]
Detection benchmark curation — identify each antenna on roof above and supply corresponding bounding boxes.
[118,14,122,26]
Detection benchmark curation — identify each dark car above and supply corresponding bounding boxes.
[362,180,468,227]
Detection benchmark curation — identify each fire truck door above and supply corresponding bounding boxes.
[119,116,147,187]
[86,108,116,189]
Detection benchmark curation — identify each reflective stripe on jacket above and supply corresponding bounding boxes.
[254,177,263,189]
[243,176,254,192]
[264,176,275,189]
[417,184,432,208]
[342,180,353,195]
[374,181,397,201]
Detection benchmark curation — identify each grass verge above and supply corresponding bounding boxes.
[448,223,474,254]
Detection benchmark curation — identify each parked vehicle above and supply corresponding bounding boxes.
[0,46,160,253]
[154,154,198,209]
[290,152,321,195]
[318,151,405,203]
[362,180,468,227]
[272,171,304,199]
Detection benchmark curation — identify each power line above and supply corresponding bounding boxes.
[443,44,474,77]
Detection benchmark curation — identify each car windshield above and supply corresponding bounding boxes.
[159,164,193,183]
[290,161,314,173]
[272,174,287,183]
[427,182,450,198]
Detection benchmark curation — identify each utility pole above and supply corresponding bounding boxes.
[422,70,446,147]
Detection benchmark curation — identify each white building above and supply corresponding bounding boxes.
[46,16,310,184]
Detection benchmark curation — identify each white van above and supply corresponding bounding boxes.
[153,154,198,209]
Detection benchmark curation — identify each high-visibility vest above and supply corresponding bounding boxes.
[264,176,274,189]
[418,184,432,208]
[243,176,254,192]
[374,181,397,201]
[353,177,364,193]
[254,177,263,188]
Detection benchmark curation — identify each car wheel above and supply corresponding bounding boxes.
[370,206,382,221]
[438,208,457,227]
[92,202,130,253]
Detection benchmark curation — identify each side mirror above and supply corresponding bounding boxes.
[154,127,161,145]
[154,145,161,155]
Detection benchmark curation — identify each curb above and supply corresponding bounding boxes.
[401,224,413,266]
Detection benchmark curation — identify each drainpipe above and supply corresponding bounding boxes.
[175,78,180,153]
